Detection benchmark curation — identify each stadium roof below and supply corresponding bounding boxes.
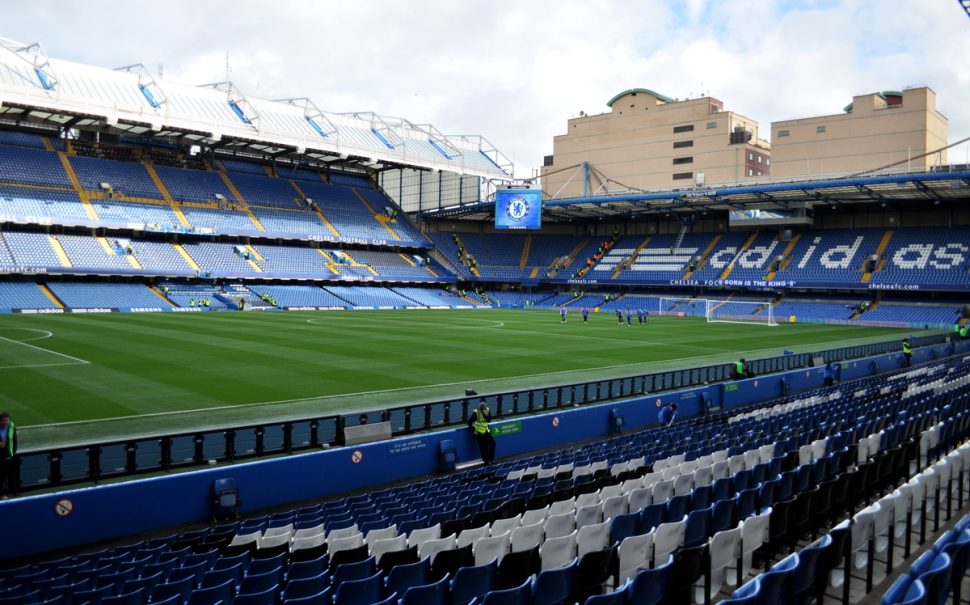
[420,168,970,222]
[0,37,513,179]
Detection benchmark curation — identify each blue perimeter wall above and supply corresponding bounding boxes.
[2,340,967,561]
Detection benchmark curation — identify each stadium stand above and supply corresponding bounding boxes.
[0,129,50,149]
[69,156,162,199]
[0,282,59,309]
[247,285,349,309]
[773,229,883,284]
[46,282,172,309]
[221,158,270,176]
[5,353,968,605]
[154,165,237,204]
[2,231,64,267]
[91,200,180,227]
[56,235,134,270]
[324,286,418,308]
[870,227,970,287]
[131,241,196,274]
[0,186,91,223]
[0,146,71,187]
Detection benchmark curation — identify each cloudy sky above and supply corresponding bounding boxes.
[5,0,969,177]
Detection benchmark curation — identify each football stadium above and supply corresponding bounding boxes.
[2,2,970,604]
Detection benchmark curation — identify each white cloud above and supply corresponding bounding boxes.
[3,0,968,177]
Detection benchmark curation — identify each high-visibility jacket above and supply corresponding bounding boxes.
[903,342,912,355]
[1,422,15,457]
[735,361,745,375]
[471,408,491,435]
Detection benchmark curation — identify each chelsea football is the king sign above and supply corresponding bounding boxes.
[495,189,542,230]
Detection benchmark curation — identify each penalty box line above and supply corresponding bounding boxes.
[0,334,90,370]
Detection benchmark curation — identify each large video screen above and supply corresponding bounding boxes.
[728,206,813,227]
[495,189,542,230]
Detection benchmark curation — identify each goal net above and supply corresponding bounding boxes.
[657,297,707,318]
[705,299,777,326]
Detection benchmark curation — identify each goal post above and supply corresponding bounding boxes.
[658,297,707,318]
[705,299,778,326]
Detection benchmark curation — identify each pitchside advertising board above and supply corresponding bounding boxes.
[495,189,542,230]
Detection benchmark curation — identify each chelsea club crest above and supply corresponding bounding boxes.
[506,195,530,222]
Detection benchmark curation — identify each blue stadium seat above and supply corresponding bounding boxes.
[100,587,145,605]
[385,557,431,598]
[451,560,498,605]
[481,576,531,605]
[332,570,385,605]
[627,554,673,605]
[232,584,279,605]
[188,578,235,605]
[532,558,576,605]
[281,585,330,605]
[399,573,451,605]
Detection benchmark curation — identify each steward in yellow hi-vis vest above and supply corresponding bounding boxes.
[468,402,496,465]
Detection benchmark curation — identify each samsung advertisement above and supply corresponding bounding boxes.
[495,189,543,230]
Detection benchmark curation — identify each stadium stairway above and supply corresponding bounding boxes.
[172,243,201,271]
[314,249,341,275]
[719,230,760,280]
[220,172,266,232]
[861,229,895,284]
[519,235,532,271]
[339,251,379,276]
[353,187,402,241]
[290,179,341,238]
[452,233,481,277]
[563,237,592,270]
[612,236,652,279]
[562,292,588,307]
[55,151,99,221]
[763,234,801,282]
[683,234,721,280]
[149,285,176,306]
[143,162,191,227]
[37,283,63,308]
[47,236,73,267]
[0,232,14,261]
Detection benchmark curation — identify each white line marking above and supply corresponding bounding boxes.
[306,317,506,329]
[25,313,913,428]
[25,341,825,428]
[0,334,90,367]
[0,361,87,369]
[0,328,54,342]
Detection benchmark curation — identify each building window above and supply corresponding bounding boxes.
[748,169,754,176]
[778,130,790,137]
[766,158,771,166]
[706,121,717,129]
[672,172,693,180]
[673,140,694,149]
[748,153,754,160]
[672,157,693,165]
[757,156,762,164]
[673,124,694,133]
[816,125,826,133]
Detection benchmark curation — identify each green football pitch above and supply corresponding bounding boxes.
[0,309,921,449]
